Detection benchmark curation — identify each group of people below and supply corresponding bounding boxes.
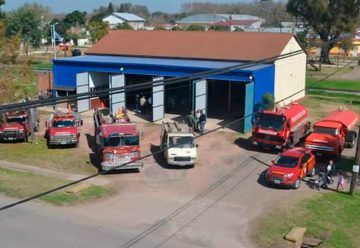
[135,94,152,115]
[186,109,207,134]
[314,160,345,191]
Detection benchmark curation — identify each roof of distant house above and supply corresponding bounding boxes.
[214,20,259,27]
[86,30,296,62]
[104,12,145,22]
[177,14,264,24]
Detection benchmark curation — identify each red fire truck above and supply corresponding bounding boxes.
[45,112,82,147]
[305,108,358,158]
[252,103,311,150]
[94,108,143,172]
[0,111,39,142]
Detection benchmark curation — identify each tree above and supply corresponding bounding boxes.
[63,10,87,28]
[0,21,21,64]
[186,24,206,31]
[0,0,5,19]
[286,0,360,64]
[262,93,274,111]
[5,3,50,56]
[88,20,108,43]
[211,25,230,31]
[115,22,133,30]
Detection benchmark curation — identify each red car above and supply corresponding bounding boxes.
[265,147,316,189]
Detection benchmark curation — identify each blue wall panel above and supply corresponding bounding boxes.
[53,58,275,132]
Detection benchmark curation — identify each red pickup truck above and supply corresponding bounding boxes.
[265,147,316,189]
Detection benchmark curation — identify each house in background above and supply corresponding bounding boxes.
[102,12,145,30]
[214,19,263,31]
[176,14,265,30]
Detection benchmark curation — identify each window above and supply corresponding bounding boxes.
[274,156,299,168]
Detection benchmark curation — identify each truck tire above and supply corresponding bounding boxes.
[293,178,301,189]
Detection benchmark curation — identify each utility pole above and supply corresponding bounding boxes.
[349,125,360,195]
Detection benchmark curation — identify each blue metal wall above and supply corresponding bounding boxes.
[53,57,275,132]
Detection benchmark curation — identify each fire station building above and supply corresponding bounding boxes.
[53,30,306,132]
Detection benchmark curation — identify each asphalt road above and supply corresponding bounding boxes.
[0,125,356,248]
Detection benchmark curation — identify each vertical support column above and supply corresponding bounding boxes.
[243,81,254,133]
[228,81,232,113]
[192,79,207,114]
[152,77,164,122]
[76,72,90,112]
[109,74,125,115]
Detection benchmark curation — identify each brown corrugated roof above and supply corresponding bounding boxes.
[86,30,294,62]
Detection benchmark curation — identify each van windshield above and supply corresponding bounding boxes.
[313,126,339,135]
[274,156,299,168]
[53,120,75,128]
[104,135,139,147]
[168,136,195,148]
[7,116,27,123]
[254,113,285,131]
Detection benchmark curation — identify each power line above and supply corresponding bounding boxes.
[0,54,356,212]
[0,49,305,113]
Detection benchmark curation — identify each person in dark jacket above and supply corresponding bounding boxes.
[199,110,206,134]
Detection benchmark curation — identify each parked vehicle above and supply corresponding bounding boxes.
[0,110,39,142]
[305,108,358,158]
[160,122,197,167]
[265,147,316,189]
[94,108,143,172]
[252,103,311,150]
[45,112,82,147]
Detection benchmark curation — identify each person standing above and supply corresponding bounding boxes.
[140,95,146,114]
[199,110,207,135]
[186,110,196,131]
[336,170,345,191]
[327,160,335,176]
[135,94,140,113]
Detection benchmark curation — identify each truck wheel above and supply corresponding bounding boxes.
[293,178,301,189]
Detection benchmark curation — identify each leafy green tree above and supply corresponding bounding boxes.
[186,24,206,31]
[286,0,360,64]
[171,26,183,31]
[63,10,87,28]
[262,93,274,110]
[115,22,133,30]
[211,25,229,31]
[0,21,21,64]
[0,0,5,19]
[88,20,108,43]
[5,3,50,55]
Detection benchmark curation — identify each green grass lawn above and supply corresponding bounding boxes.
[306,66,354,78]
[306,78,360,91]
[0,138,97,175]
[300,95,360,125]
[31,61,53,71]
[0,167,113,206]
[252,191,360,248]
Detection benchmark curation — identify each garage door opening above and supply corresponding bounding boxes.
[165,79,192,115]
[207,80,245,119]
[125,74,153,112]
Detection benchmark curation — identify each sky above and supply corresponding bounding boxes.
[2,0,257,14]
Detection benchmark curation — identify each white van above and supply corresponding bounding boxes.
[160,122,197,167]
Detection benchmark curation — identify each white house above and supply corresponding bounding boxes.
[102,12,145,30]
